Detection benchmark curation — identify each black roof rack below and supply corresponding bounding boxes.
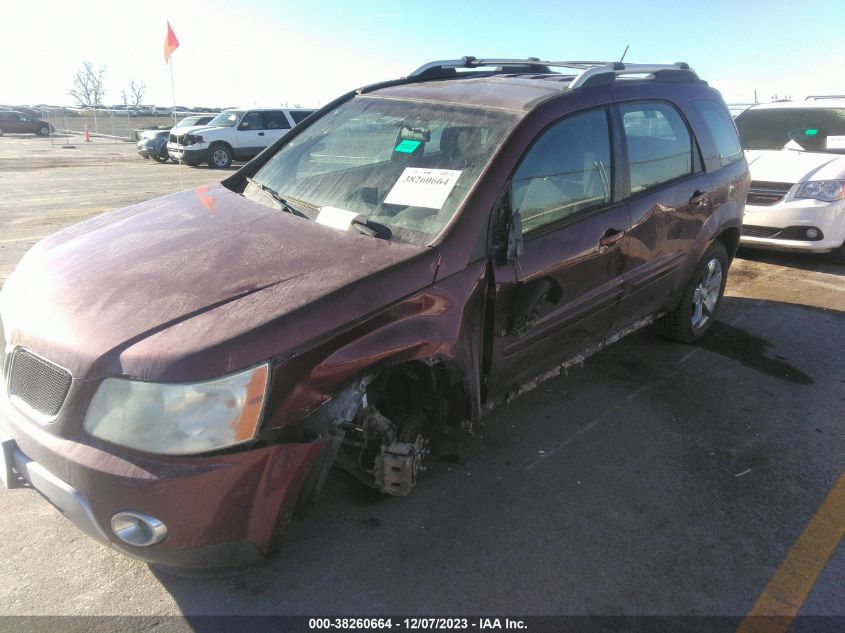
[406,57,700,89]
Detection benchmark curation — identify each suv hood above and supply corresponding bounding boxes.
[171,125,225,137]
[0,184,436,381]
[745,149,845,183]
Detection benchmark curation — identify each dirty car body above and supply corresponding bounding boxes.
[0,58,748,572]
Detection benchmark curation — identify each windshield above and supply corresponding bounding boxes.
[247,96,519,245]
[206,110,243,128]
[735,107,845,154]
[175,116,201,129]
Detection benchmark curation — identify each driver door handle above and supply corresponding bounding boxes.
[599,229,625,248]
[689,190,708,206]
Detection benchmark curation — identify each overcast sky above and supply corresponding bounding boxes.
[1,0,842,109]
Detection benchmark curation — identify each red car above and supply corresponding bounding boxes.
[0,57,748,573]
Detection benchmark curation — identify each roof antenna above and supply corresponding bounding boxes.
[619,45,629,63]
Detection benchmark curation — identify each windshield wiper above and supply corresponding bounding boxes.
[246,177,309,219]
[351,217,391,240]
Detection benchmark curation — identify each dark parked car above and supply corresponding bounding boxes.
[137,115,214,161]
[0,57,748,573]
[0,111,53,136]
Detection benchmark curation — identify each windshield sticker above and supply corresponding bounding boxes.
[316,206,363,231]
[394,139,421,154]
[826,135,845,149]
[384,168,462,209]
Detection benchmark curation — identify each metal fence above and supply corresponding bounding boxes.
[34,108,190,142]
[29,102,757,142]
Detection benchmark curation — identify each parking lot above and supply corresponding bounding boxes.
[0,135,843,623]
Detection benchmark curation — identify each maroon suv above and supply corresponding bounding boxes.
[0,58,748,573]
[0,110,53,136]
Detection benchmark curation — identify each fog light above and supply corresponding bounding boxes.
[111,512,167,547]
[806,228,819,239]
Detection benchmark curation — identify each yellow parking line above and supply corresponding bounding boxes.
[737,470,845,633]
[0,235,48,244]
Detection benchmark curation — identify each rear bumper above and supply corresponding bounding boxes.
[1,401,328,570]
[136,140,165,159]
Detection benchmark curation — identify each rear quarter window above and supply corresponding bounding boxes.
[694,100,743,167]
[620,101,694,193]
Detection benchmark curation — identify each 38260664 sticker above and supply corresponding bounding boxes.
[384,168,462,210]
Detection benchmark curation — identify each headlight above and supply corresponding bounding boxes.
[794,180,845,202]
[0,313,6,385]
[83,363,269,455]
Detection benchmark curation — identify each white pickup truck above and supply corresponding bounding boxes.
[167,107,315,168]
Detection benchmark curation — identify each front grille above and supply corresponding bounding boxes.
[742,225,781,238]
[747,181,793,206]
[8,349,72,416]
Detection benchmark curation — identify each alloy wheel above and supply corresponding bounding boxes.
[691,258,723,329]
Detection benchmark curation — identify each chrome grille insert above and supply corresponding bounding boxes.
[747,181,793,206]
[8,349,72,417]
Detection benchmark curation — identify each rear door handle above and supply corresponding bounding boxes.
[599,229,625,248]
[689,190,708,206]
[258,132,265,136]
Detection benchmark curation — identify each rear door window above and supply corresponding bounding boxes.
[620,102,694,193]
[264,111,291,130]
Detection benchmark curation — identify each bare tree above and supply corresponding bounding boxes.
[121,80,146,108]
[69,62,107,107]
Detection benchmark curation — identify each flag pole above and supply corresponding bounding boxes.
[170,58,176,126]
[165,20,183,189]
[168,48,183,189]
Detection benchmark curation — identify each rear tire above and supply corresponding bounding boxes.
[656,242,729,343]
[37,125,50,136]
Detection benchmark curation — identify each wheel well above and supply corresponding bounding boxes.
[209,141,233,154]
[715,227,740,261]
[368,360,470,434]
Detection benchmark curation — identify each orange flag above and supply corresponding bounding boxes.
[164,21,180,63]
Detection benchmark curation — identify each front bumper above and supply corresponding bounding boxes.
[167,143,208,164]
[741,198,845,253]
[1,398,328,570]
